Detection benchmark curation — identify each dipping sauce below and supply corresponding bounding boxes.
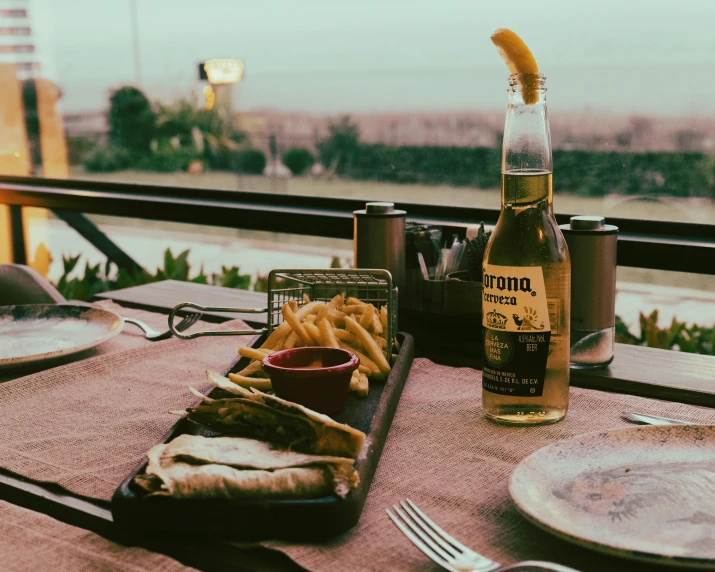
[292,358,324,369]
[262,347,359,414]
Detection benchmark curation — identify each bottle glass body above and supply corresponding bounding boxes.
[482,74,571,425]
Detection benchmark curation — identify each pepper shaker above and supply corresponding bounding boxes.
[353,202,406,288]
[559,215,619,368]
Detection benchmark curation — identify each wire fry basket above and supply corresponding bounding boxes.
[168,269,398,363]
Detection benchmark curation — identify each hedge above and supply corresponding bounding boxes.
[342,144,715,198]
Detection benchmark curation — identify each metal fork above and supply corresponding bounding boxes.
[387,499,581,572]
[124,312,202,341]
[622,411,693,426]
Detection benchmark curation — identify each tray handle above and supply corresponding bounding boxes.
[169,302,268,340]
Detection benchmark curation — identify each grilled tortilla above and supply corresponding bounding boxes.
[178,371,366,458]
[135,435,359,500]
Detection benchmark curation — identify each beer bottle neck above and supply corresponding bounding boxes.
[501,73,553,208]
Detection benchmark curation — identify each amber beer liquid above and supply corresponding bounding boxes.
[482,74,571,425]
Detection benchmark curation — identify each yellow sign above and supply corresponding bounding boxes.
[204,59,244,84]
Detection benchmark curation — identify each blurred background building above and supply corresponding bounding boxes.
[0,0,39,79]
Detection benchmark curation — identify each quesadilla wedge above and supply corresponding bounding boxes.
[176,370,366,459]
[135,435,359,500]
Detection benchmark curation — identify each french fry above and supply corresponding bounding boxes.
[319,318,340,349]
[304,322,323,345]
[359,304,375,330]
[228,373,273,391]
[305,314,317,323]
[345,315,391,374]
[372,334,387,349]
[335,329,362,348]
[371,313,383,335]
[358,364,371,375]
[380,305,388,329]
[338,340,380,376]
[282,303,314,345]
[237,360,263,377]
[342,304,364,314]
[260,332,288,351]
[357,372,369,397]
[350,371,360,391]
[272,337,286,351]
[328,294,344,310]
[346,297,367,307]
[238,347,272,361]
[303,293,311,304]
[315,305,330,324]
[289,300,298,312]
[284,330,299,349]
[260,301,320,348]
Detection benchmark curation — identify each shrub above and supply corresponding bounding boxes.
[108,86,156,153]
[136,146,201,173]
[335,143,715,199]
[317,116,360,173]
[67,137,98,166]
[83,146,132,172]
[282,147,314,175]
[236,149,267,174]
[207,146,241,171]
[53,249,261,301]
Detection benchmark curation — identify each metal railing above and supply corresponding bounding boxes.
[1,174,714,275]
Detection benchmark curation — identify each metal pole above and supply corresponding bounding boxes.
[129,0,142,85]
[9,205,27,264]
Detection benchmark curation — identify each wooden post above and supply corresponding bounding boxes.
[0,63,31,263]
[35,78,69,179]
[20,78,69,271]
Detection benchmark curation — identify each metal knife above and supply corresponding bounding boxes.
[622,411,694,426]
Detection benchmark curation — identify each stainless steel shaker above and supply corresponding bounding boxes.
[559,215,619,368]
[353,202,406,288]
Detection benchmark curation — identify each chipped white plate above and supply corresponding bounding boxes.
[0,304,123,370]
[511,424,715,569]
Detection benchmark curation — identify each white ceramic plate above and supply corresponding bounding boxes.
[0,304,123,370]
[510,424,715,569]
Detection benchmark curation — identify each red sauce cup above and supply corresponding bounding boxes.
[262,347,359,415]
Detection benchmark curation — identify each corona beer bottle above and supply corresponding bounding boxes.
[482,73,571,425]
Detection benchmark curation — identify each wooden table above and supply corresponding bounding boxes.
[99,280,715,409]
[96,280,269,324]
[3,280,715,572]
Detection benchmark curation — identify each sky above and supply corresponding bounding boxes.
[30,0,715,116]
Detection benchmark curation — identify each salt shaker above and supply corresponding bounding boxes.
[353,202,406,288]
[559,215,618,368]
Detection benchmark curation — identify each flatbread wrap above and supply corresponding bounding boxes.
[135,434,359,500]
[176,371,366,458]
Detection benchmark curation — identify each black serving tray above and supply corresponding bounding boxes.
[111,332,414,541]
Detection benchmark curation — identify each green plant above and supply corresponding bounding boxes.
[615,310,714,355]
[67,136,98,166]
[83,146,133,173]
[136,145,201,172]
[317,116,360,174]
[282,147,314,175]
[108,86,156,153]
[155,96,245,170]
[464,223,492,282]
[53,249,262,302]
[212,266,251,289]
[56,255,112,300]
[236,149,267,174]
